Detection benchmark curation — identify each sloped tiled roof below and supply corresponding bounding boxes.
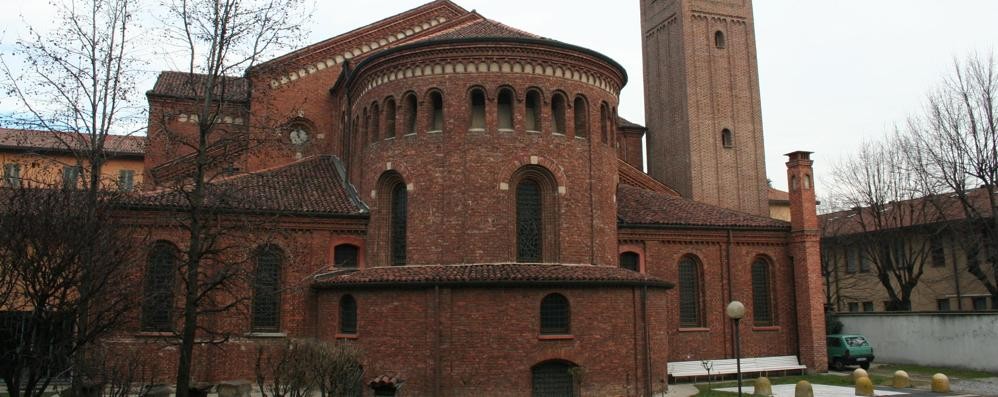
[313,263,673,288]
[148,71,250,102]
[617,159,681,196]
[768,187,790,204]
[617,117,645,130]
[0,128,144,156]
[429,17,543,41]
[617,184,789,229]
[128,155,366,216]
[820,187,994,237]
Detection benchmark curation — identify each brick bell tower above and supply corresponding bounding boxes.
[639,0,769,216]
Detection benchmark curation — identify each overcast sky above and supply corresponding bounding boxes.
[2,0,997,192]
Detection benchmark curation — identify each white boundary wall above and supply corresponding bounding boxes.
[835,312,998,372]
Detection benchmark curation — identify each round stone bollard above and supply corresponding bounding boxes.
[932,373,951,393]
[893,370,911,388]
[852,368,869,382]
[855,376,875,397]
[754,377,773,397]
[795,380,814,397]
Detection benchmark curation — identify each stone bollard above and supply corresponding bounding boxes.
[217,380,252,397]
[795,380,813,397]
[855,376,875,397]
[754,377,773,397]
[932,373,950,393]
[892,370,911,388]
[852,368,869,382]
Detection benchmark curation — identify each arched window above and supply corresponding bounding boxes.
[525,90,541,132]
[573,96,589,138]
[362,107,370,145]
[353,115,361,147]
[599,103,610,144]
[334,244,360,268]
[469,88,486,130]
[721,128,733,148]
[402,93,418,135]
[540,293,570,334]
[252,245,283,332]
[142,242,177,332]
[752,258,774,326]
[339,295,357,334]
[371,102,381,141]
[517,180,543,262]
[385,97,397,138]
[428,91,444,132]
[531,361,578,397]
[715,30,726,49]
[678,256,704,328]
[551,93,567,134]
[390,182,407,265]
[497,88,514,130]
[620,252,640,272]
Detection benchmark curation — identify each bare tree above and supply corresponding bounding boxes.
[254,339,364,397]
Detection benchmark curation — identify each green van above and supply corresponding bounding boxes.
[827,334,875,370]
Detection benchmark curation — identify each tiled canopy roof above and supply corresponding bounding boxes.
[0,128,144,156]
[313,263,673,288]
[617,184,789,230]
[430,18,543,41]
[148,71,250,102]
[128,155,366,216]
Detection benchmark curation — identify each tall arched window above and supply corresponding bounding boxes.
[573,96,589,138]
[540,293,570,334]
[402,93,418,135]
[532,361,577,397]
[339,295,357,334]
[469,88,486,130]
[362,107,370,145]
[599,103,609,144]
[517,180,543,262]
[752,258,775,326]
[428,91,444,132]
[497,88,514,130]
[252,245,283,332]
[678,256,704,328]
[385,97,397,138]
[715,30,726,49]
[334,244,360,268]
[142,242,177,332]
[525,90,541,132]
[620,252,640,272]
[551,93,567,134]
[371,102,381,142]
[390,183,407,265]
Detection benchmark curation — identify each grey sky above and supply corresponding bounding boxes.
[2,0,996,192]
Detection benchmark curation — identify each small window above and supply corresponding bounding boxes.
[334,244,360,268]
[252,246,282,332]
[715,30,726,49]
[371,102,381,141]
[972,297,988,311]
[118,169,135,192]
[470,88,486,130]
[678,256,704,327]
[937,298,951,311]
[573,96,588,138]
[540,293,570,334]
[599,103,609,144]
[385,98,397,138]
[525,90,541,132]
[429,91,444,132]
[4,163,21,187]
[340,295,357,334]
[362,108,369,145]
[930,238,946,267]
[847,302,859,312]
[402,93,418,135]
[62,165,81,189]
[862,301,874,312]
[498,88,514,130]
[620,252,639,272]
[846,247,858,274]
[551,94,567,134]
[721,129,733,148]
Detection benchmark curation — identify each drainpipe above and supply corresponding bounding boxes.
[434,285,442,395]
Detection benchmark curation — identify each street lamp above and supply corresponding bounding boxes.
[726,300,746,396]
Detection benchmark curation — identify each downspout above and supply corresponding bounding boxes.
[642,285,653,397]
[726,228,734,357]
[434,285,442,395]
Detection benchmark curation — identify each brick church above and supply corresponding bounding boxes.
[124,0,826,395]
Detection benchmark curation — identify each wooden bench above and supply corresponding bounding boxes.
[668,355,807,382]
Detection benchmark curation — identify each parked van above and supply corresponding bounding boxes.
[827,334,875,370]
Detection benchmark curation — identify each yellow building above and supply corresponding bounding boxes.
[0,128,144,190]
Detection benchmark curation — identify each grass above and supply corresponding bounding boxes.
[692,373,891,396]
[873,363,997,380]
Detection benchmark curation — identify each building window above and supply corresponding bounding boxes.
[3,163,21,187]
[531,361,577,397]
[620,252,639,272]
[930,238,946,267]
[371,102,381,141]
[517,179,543,262]
[362,107,370,145]
[715,30,726,49]
[142,242,177,332]
[862,301,874,312]
[937,298,951,311]
[859,249,871,273]
[525,90,541,132]
[385,97,397,138]
[678,256,704,328]
[599,103,609,144]
[551,93,567,134]
[846,247,858,274]
[573,96,588,138]
[118,169,135,192]
[721,128,733,148]
[390,183,407,266]
[402,93,418,135]
[252,245,282,332]
[470,88,486,130]
[62,165,81,189]
[540,293,570,334]
[428,91,444,132]
[751,258,774,326]
[972,296,988,311]
[497,88,514,130]
[340,295,357,334]
[334,244,360,268]
[847,302,859,312]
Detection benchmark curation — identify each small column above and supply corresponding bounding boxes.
[785,151,827,372]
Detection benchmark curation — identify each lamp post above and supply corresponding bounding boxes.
[726,301,746,396]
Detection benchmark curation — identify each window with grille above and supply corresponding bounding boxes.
[540,294,570,334]
[252,246,282,332]
[390,183,407,266]
[141,243,176,332]
[335,244,360,268]
[751,259,774,326]
[531,361,576,397]
[340,295,357,334]
[620,252,639,272]
[517,180,543,262]
[678,257,703,327]
[3,163,20,187]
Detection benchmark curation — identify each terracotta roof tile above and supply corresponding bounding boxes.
[429,18,543,41]
[148,71,249,102]
[0,128,144,156]
[617,184,789,229]
[617,159,681,196]
[313,263,672,288]
[768,187,790,203]
[820,187,994,237]
[617,117,645,130]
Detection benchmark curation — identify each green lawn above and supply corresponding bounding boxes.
[693,373,891,396]
[873,363,997,380]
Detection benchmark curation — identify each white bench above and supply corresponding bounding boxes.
[668,355,807,382]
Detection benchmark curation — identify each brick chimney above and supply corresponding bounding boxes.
[785,151,827,372]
